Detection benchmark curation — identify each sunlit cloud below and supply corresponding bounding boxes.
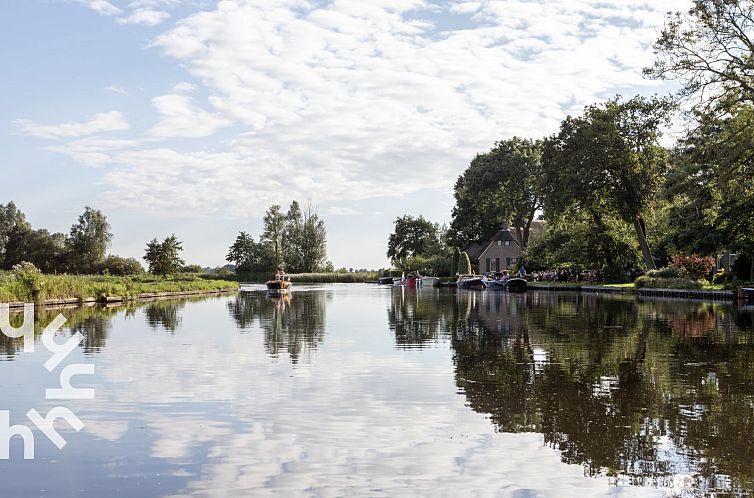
[15,111,130,140]
[116,8,171,26]
[46,0,690,218]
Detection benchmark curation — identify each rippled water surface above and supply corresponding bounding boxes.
[2,284,754,497]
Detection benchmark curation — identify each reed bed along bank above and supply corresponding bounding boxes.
[0,271,239,304]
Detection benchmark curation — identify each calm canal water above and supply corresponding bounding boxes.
[1,284,754,497]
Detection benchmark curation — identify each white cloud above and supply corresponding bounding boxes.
[16,111,130,140]
[105,85,130,95]
[116,8,170,26]
[51,0,690,216]
[47,137,145,167]
[148,93,230,138]
[171,82,196,93]
[323,206,360,216]
[77,0,123,16]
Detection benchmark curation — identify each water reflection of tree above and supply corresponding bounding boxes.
[1,304,124,358]
[227,291,328,363]
[445,292,754,494]
[388,288,447,347]
[144,301,185,333]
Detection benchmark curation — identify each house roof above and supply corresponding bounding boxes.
[479,229,521,256]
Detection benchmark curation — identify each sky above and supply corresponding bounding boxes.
[0,0,688,270]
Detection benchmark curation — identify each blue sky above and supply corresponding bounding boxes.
[0,0,685,269]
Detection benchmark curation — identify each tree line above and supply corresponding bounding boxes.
[388,1,754,282]
[0,202,139,274]
[0,201,198,277]
[226,201,330,274]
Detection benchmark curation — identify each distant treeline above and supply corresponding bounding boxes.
[0,202,142,275]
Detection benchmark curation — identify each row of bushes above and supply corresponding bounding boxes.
[0,264,238,303]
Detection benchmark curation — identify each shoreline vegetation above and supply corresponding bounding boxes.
[0,271,238,305]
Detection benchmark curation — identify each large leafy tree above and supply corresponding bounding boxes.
[299,205,328,272]
[144,235,184,276]
[67,206,112,273]
[227,231,260,273]
[3,225,67,273]
[387,215,441,265]
[646,0,754,278]
[645,0,754,110]
[448,137,543,249]
[669,104,754,277]
[541,96,671,270]
[261,205,285,269]
[283,201,304,273]
[0,201,30,266]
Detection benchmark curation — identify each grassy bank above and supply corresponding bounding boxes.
[231,271,381,283]
[0,271,238,304]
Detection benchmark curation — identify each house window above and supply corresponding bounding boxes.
[495,258,500,271]
[485,258,491,272]
[505,240,511,246]
[506,257,512,268]
[497,240,502,247]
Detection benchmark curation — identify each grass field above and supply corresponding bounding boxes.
[0,271,238,304]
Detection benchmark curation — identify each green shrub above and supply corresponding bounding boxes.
[647,266,684,279]
[633,276,703,290]
[712,269,735,285]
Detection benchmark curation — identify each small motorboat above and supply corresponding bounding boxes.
[378,276,394,285]
[457,275,486,289]
[265,279,291,292]
[419,276,440,287]
[506,278,528,293]
[485,279,506,290]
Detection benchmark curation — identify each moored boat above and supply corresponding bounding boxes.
[419,276,440,287]
[457,275,486,289]
[378,276,394,285]
[505,277,527,293]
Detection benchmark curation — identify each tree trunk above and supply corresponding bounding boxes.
[634,216,655,270]
[589,208,614,268]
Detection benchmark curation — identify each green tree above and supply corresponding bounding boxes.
[541,96,671,270]
[67,206,112,273]
[283,201,304,273]
[3,226,67,273]
[645,0,754,110]
[227,231,260,273]
[261,205,285,269]
[144,235,184,276]
[387,215,441,265]
[646,3,754,278]
[448,137,543,249]
[299,205,328,272]
[100,255,144,276]
[0,201,30,267]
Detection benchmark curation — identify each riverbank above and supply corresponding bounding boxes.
[0,272,239,307]
[528,282,738,301]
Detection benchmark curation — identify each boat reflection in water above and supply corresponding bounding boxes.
[228,289,330,363]
[388,288,754,495]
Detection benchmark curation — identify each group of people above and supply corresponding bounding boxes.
[528,268,586,283]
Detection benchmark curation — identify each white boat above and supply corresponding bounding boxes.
[419,276,440,287]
